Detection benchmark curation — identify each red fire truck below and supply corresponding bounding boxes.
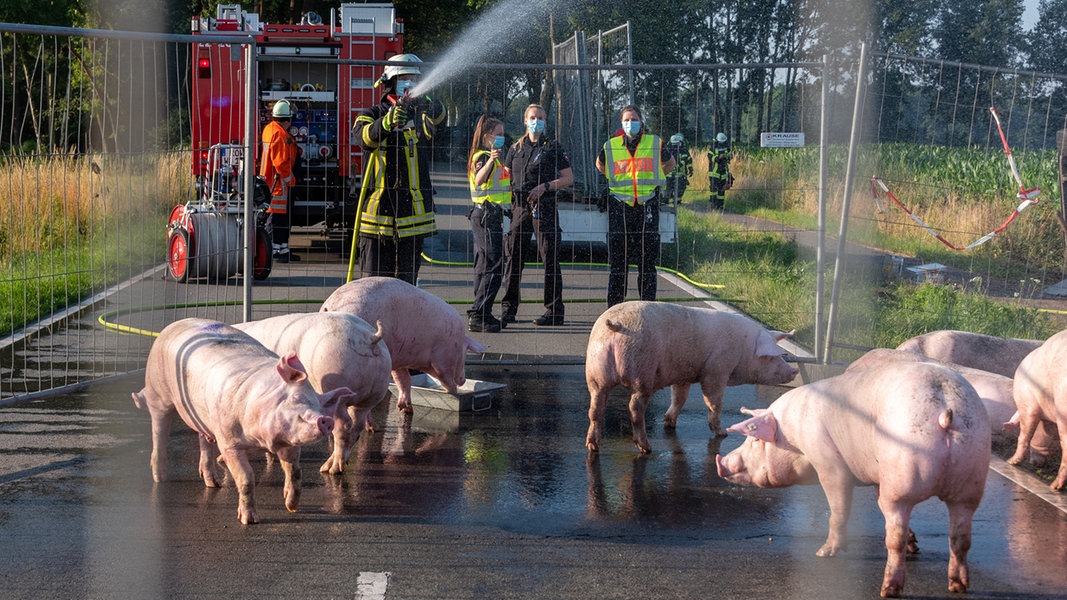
[190,3,404,233]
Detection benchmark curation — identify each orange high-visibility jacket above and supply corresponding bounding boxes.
[260,120,297,214]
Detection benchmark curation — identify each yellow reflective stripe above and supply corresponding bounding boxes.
[357,115,379,147]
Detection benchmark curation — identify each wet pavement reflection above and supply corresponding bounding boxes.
[0,365,1066,599]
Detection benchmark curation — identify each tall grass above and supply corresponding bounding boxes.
[675,204,1057,360]
[0,152,188,335]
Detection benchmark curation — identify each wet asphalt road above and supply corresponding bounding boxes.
[1,364,1066,600]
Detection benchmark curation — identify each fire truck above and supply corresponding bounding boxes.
[190,3,404,234]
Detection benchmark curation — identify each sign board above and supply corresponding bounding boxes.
[760,132,805,148]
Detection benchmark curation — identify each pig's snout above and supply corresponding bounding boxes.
[715,454,727,478]
[317,415,334,436]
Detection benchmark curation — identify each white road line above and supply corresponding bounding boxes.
[355,571,391,600]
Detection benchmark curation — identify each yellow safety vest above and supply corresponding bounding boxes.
[468,150,512,206]
[603,134,666,206]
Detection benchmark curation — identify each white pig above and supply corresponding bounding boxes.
[895,329,1041,378]
[320,277,487,413]
[1009,328,1067,490]
[584,301,798,453]
[716,361,990,598]
[234,312,393,475]
[849,347,1059,463]
[131,318,353,524]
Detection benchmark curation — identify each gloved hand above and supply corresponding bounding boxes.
[383,105,407,130]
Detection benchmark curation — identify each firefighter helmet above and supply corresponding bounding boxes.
[381,54,422,82]
[271,100,292,119]
[716,132,728,143]
[670,133,684,144]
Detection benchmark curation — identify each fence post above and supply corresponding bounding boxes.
[242,40,257,322]
[823,42,867,364]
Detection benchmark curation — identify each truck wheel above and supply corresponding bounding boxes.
[167,228,191,283]
[252,226,272,280]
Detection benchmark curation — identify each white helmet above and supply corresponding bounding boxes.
[271,100,292,119]
[379,53,422,85]
[716,132,728,143]
[670,133,684,144]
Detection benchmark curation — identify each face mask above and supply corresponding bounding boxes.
[622,120,642,136]
[492,135,505,149]
[396,79,414,97]
[526,119,545,134]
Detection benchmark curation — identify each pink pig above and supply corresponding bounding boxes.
[850,347,1058,463]
[320,277,487,413]
[131,318,353,524]
[1009,328,1067,490]
[895,329,1041,378]
[234,312,393,475]
[716,361,990,598]
[584,301,798,453]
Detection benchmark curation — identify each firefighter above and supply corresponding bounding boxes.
[466,115,511,333]
[595,105,675,307]
[708,132,732,210]
[666,132,693,203]
[260,99,299,262]
[500,103,574,327]
[351,53,445,284]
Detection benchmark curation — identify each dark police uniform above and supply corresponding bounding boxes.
[500,136,571,322]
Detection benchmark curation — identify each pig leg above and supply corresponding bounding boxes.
[321,405,361,475]
[148,407,176,483]
[585,386,611,452]
[392,368,414,414]
[1007,411,1040,466]
[877,497,915,598]
[698,378,728,437]
[220,447,259,524]
[816,476,855,557]
[663,383,692,429]
[276,446,302,512]
[197,435,222,487]
[945,499,977,594]
[1052,417,1067,491]
[629,391,653,454]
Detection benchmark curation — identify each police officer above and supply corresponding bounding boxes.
[260,99,299,262]
[708,132,731,210]
[466,115,510,333]
[500,103,574,326]
[351,53,445,284]
[596,105,675,307]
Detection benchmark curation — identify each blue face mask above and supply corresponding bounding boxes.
[622,120,642,136]
[396,79,414,97]
[492,135,505,149]
[526,119,545,134]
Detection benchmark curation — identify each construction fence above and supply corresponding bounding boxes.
[3,20,1067,402]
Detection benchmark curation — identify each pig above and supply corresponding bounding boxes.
[131,318,353,524]
[320,277,487,413]
[234,312,393,475]
[1009,328,1067,491]
[849,347,1059,463]
[584,301,799,454]
[895,329,1042,378]
[716,361,990,598]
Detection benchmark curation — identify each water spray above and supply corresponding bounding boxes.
[409,0,560,97]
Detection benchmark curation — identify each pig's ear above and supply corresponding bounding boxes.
[739,406,768,418]
[755,331,789,357]
[466,336,488,354]
[772,329,796,342]
[727,412,777,443]
[276,353,309,384]
[320,387,355,424]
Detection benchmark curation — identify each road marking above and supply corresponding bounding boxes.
[355,572,390,600]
